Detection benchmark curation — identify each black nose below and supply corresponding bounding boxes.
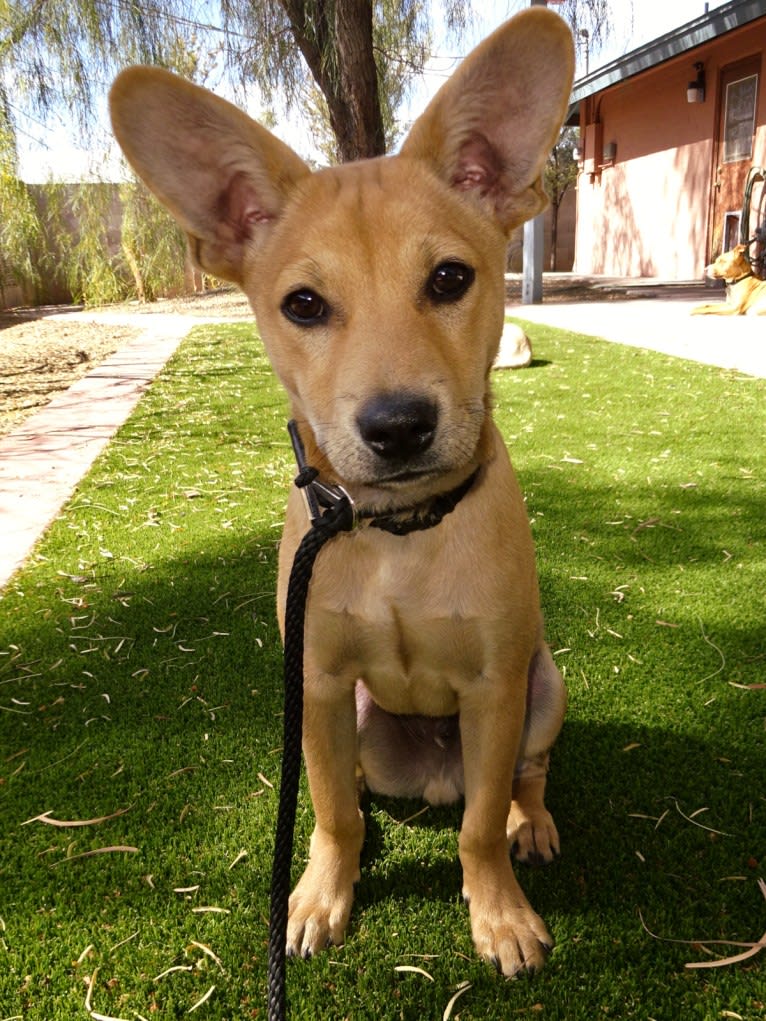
[356,393,438,460]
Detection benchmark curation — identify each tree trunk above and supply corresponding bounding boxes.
[549,199,559,271]
[279,0,386,162]
[122,242,145,302]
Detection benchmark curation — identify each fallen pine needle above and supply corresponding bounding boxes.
[54,845,138,865]
[395,965,434,981]
[228,849,248,870]
[187,985,216,1013]
[639,879,766,969]
[191,906,229,914]
[695,617,726,685]
[108,931,138,954]
[395,805,430,826]
[685,937,766,969]
[83,966,132,1021]
[190,940,225,972]
[76,944,95,965]
[85,969,97,1012]
[654,809,670,830]
[443,982,472,1020]
[154,965,194,981]
[21,807,131,828]
[667,797,731,837]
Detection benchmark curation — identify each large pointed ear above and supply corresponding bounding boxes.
[109,67,310,284]
[400,8,574,234]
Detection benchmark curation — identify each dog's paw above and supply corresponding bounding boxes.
[464,874,553,977]
[507,803,560,866]
[285,854,357,958]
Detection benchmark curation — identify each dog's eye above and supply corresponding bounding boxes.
[428,261,475,303]
[282,288,328,325]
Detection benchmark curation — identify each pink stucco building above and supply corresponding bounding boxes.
[571,0,766,280]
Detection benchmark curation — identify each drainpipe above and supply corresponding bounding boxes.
[522,0,550,303]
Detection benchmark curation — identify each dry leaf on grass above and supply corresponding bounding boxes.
[53,845,138,865]
[639,878,766,969]
[21,807,131,828]
[394,965,434,981]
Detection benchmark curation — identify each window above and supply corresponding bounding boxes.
[723,73,758,163]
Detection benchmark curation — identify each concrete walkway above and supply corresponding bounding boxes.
[506,296,766,379]
[1,294,764,591]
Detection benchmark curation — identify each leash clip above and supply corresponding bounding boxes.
[287,420,355,530]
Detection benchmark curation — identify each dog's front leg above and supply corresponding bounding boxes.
[459,683,553,977]
[286,670,364,958]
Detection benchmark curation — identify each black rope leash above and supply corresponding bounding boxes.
[267,422,355,1021]
[266,420,479,1020]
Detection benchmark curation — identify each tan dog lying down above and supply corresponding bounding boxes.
[110,9,574,978]
[692,244,766,315]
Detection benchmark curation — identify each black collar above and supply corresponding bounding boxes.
[287,418,479,537]
[359,467,480,535]
[727,271,753,285]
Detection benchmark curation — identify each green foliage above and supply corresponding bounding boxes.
[545,125,579,208]
[0,0,190,134]
[0,321,764,1019]
[119,181,188,302]
[0,107,42,299]
[0,2,208,306]
[41,182,125,306]
[373,0,430,152]
[555,0,618,59]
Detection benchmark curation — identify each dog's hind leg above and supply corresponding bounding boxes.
[507,643,566,865]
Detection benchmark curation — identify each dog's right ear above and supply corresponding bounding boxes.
[109,67,310,284]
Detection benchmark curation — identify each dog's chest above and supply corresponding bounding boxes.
[305,533,495,715]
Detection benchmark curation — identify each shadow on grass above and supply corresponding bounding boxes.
[2,518,764,1018]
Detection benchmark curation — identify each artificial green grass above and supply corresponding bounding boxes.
[1,319,764,1020]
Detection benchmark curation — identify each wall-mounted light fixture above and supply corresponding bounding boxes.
[687,62,706,104]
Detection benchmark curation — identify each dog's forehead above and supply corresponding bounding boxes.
[258,155,503,296]
[306,156,445,213]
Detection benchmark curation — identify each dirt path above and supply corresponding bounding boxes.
[0,290,253,437]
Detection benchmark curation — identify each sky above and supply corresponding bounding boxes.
[16,0,730,182]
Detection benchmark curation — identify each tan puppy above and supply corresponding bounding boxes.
[692,244,766,315]
[110,9,574,977]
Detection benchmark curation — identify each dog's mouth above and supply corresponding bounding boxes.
[370,467,440,486]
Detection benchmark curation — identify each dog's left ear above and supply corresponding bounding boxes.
[400,8,574,233]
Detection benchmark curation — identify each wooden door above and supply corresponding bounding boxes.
[710,56,761,257]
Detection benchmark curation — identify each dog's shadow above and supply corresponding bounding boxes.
[354,714,764,920]
[358,795,464,908]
